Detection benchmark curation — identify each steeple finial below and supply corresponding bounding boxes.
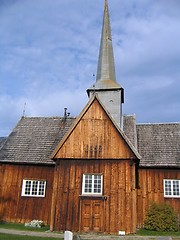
[96,0,116,83]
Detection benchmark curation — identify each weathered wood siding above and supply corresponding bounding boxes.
[0,163,54,224]
[51,98,138,234]
[51,159,137,234]
[54,99,136,160]
[137,168,180,228]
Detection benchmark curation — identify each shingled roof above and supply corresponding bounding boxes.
[0,117,75,165]
[0,115,179,168]
[137,123,180,168]
[0,137,7,148]
[123,115,137,149]
[123,116,180,168]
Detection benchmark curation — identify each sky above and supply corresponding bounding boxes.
[0,0,180,136]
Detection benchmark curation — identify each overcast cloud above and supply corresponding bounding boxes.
[0,0,180,136]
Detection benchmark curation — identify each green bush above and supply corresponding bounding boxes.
[144,202,178,232]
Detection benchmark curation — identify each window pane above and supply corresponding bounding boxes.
[32,181,38,195]
[165,180,171,196]
[173,180,179,196]
[39,181,45,196]
[84,175,92,193]
[25,181,31,195]
[94,175,102,193]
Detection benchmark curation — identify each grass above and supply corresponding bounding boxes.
[137,228,180,237]
[0,233,63,240]
[0,222,180,239]
[0,222,63,239]
[0,222,50,232]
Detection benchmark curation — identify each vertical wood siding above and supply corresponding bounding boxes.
[54,99,136,160]
[51,159,137,234]
[51,98,138,234]
[0,164,54,224]
[137,168,180,228]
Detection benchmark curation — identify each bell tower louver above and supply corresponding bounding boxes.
[87,0,124,128]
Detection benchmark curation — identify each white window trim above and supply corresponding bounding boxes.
[21,179,46,197]
[164,179,180,198]
[82,174,103,196]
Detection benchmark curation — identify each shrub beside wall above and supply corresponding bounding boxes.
[144,202,178,232]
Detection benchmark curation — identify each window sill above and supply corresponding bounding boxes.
[164,196,180,198]
[21,195,45,198]
[79,195,107,200]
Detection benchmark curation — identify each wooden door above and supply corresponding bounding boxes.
[81,199,103,233]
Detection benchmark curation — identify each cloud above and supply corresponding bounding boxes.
[0,0,180,136]
[112,0,180,124]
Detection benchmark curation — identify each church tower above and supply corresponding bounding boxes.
[87,0,124,128]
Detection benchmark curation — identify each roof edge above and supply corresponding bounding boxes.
[51,94,141,160]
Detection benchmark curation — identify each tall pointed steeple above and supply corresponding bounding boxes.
[87,0,124,128]
[96,0,117,85]
[87,0,123,92]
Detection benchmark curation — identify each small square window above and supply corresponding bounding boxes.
[164,179,180,198]
[82,174,103,196]
[22,180,46,197]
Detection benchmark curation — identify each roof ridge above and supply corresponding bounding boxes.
[137,122,180,126]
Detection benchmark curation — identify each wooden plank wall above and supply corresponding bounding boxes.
[54,99,136,160]
[50,159,137,234]
[0,163,54,224]
[137,168,180,228]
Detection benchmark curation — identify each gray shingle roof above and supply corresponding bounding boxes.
[0,115,179,168]
[123,115,137,149]
[0,117,75,165]
[137,123,180,168]
[0,137,7,148]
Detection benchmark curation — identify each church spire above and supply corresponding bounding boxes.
[87,0,122,93]
[87,0,124,128]
[96,0,116,83]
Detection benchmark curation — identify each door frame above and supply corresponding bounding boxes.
[79,197,105,233]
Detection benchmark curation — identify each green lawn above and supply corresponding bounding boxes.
[137,228,180,237]
[0,233,63,240]
[0,222,50,232]
[0,222,63,239]
[0,222,180,239]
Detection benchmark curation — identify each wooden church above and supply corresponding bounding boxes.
[0,0,179,235]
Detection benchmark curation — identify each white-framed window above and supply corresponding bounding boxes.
[82,174,103,196]
[21,179,46,197]
[164,179,180,198]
